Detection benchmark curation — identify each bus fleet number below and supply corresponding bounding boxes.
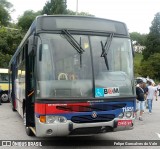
[122,107,133,112]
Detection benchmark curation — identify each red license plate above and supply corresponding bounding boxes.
[117,120,132,126]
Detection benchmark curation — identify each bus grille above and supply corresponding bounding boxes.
[71,114,115,123]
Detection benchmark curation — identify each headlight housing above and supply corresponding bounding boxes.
[45,116,67,124]
[46,116,56,124]
[118,113,124,118]
[125,111,132,118]
[118,111,133,119]
[58,116,67,123]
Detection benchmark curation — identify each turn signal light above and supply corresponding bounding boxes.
[40,116,46,123]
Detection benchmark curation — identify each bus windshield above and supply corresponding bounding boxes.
[36,33,134,98]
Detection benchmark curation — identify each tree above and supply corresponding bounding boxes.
[42,0,93,16]
[0,5,10,26]
[140,53,160,80]
[0,26,23,68]
[130,32,147,46]
[132,12,160,80]
[18,10,41,31]
[66,9,94,16]
[42,0,67,15]
[133,53,143,77]
[143,12,160,60]
[0,0,12,26]
[134,12,160,81]
[0,0,13,9]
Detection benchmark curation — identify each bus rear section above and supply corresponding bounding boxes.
[0,68,9,103]
[9,15,136,137]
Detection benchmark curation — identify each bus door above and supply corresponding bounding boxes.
[25,39,35,127]
[10,62,16,110]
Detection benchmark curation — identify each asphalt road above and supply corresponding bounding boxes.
[0,96,160,149]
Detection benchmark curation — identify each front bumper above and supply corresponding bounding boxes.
[35,116,134,137]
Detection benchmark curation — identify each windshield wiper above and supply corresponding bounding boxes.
[62,29,85,67]
[62,29,85,54]
[100,33,114,70]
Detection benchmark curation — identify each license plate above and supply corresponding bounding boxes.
[117,120,132,126]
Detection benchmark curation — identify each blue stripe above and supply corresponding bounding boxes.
[35,101,134,120]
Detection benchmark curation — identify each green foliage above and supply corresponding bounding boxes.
[0,52,11,67]
[18,10,41,31]
[133,53,143,77]
[134,12,160,81]
[78,12,94,16]
[0,0,13,9]
[0,26,23,67]
[42,0,93,16]
[143,12,160,60]
[66,9,94,16]
[0,0,13,26]
[150,12,160,35]
[42,0,67,15]
[134,53,143,65]
[130,32,147,45]
[0,4,10,25]
[18,0,94,32]
[140,53,160,80]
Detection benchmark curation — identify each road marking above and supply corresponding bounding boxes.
[156,133,160,139]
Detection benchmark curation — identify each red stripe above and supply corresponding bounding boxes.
[35,102,90,115]
[35,103,46,115]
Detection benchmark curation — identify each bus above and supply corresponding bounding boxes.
[9,15,135,137]
[0,68,9,103]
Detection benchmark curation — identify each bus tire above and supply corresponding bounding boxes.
[23,109,34,136]
[26,127,34,136]
[1,93,9,103]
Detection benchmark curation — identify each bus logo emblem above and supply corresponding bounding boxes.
[91,111,97,118]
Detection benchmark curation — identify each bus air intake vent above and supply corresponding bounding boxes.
[71,114,115,123]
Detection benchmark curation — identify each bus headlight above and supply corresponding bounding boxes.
[118,113,124,118]
[58,116,67,123]
[46,116,56,124]
[45,116,67,123]
[125,111,132,118]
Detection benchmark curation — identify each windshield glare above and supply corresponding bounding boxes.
[36,34,134,98]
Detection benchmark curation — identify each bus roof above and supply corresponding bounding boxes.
[35,15,128,35]
[9,15,129,65]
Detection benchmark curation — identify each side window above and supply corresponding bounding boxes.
[15,48,26,100]
[39,44,54,80]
